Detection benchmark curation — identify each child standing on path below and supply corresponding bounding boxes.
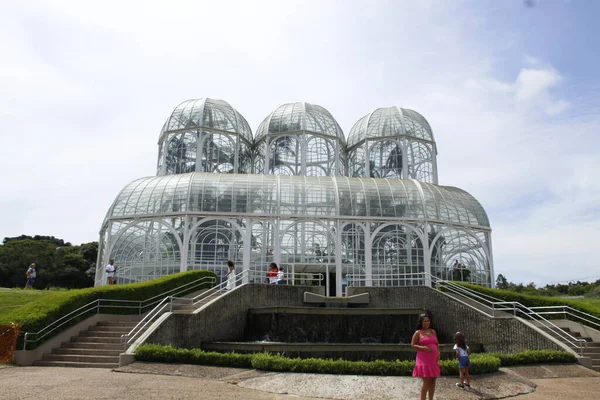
[454,331,471,389]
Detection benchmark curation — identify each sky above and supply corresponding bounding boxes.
[1,0,599,286]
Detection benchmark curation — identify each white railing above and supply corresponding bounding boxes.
[346,272,429,287]
[120,270,324,345]
[431,277,588,356]
[346,271,588,356]
[529,305,600,331]
[22,275,216,350]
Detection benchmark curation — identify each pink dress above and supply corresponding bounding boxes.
[412,330,441,378]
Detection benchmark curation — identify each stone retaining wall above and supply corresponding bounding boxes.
[146,284,324,349]
[147,284,560,354]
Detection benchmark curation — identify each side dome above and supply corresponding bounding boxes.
[157,98,253,176]
[347,107,434,148]
[255,102,345,144]
[160,98,252,142]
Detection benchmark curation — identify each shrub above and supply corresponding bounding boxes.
[1,270,216,349]
[135,344,505,376]
[136,344,252,367]
[488,350,577,366]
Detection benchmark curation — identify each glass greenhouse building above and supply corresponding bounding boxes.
[95,99,494,293]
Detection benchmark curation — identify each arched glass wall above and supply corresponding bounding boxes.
[96,173,493,291]
[157,99,253,175]
[254,102,347,176]
[348,107,438,184]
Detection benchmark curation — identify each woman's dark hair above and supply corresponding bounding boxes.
[227,260,234,268]
[454,331,467,350]
[416,313,432,330]
[269,262,278,270]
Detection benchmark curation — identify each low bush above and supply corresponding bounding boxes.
[136,344,253,367]
[0,270,216,349]
[488,350,577,366]
[135,344,508,376]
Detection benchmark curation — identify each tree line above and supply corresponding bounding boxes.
[0,235,97,289]
[496,273,600,297]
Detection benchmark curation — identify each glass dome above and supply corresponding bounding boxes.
[255,102,345,143]
[160,98,252,141]
[253,102,347,176]
[347,107,434,148]
[347,106,438,184]
[157,98,253,176]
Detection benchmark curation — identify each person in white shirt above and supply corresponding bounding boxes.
[105,260,116,285]
[277,267,284,284]
[225,260,236,290]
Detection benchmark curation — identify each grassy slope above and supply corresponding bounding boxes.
[0,290,59,320]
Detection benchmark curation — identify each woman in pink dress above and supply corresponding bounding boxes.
[411,313,440,400]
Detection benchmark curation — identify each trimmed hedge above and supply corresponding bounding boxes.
[0,270,216,348]
[488,350,577,366]
[459,283,600,320]
[136,344,253,368]
[135,345,518,376]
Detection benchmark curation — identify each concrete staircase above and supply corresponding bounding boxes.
[34,319,140,368]
[539,325,600,372]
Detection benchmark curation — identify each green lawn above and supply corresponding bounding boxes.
[0,289,57,320]
[569,297,600,308]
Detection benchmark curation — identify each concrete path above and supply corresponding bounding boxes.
[1,363,599,399]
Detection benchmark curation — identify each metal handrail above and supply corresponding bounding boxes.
[121,269,326,345]
[529,305,600,330]
[430,275,588,355]
[22,275,216,350]
[120,297,172,346]
[122,272,254,345]
[346,271,588,355]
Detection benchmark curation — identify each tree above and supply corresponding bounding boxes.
[495,273,509,289]
[0,236,96,289]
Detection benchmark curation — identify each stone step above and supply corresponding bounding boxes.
[96,321,140,327]
[52,348,122,357]
[582,348,600,354]
[61,342,125,351]
[71,336,122,344]
[34,360,118,368]
[87,326,133,333]
[584,342,600,347]
[42,354,119,363]
[79,331,123,338]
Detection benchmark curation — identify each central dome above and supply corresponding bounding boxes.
[255,102,345,144]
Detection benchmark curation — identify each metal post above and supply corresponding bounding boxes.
[325,265,330,297]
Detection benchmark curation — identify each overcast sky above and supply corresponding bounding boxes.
[1,0,598,286]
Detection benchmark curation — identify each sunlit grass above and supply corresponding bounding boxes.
[0,289,58,319]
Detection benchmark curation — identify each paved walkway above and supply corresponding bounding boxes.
[1,363,599,399]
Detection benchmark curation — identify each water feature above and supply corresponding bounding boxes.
[201,306,477,361]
